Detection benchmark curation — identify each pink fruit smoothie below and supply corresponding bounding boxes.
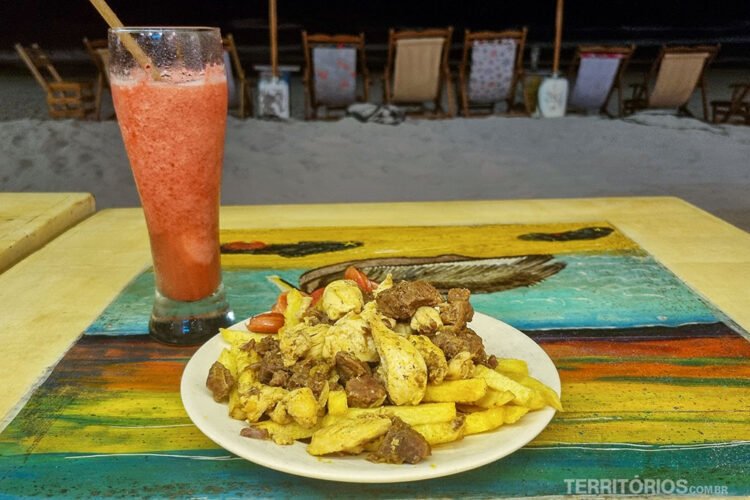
[111,68,228,302]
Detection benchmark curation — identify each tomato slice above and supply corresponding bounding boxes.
[310,287,325,306]
[344,265,374,293]
[246,312,285,333]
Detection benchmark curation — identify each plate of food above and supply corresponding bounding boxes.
[181,267,562,483]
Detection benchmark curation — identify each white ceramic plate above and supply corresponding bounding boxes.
[180,312,560,483]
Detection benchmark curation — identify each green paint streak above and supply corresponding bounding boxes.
[598,376,750,387]
[556,357,750,367]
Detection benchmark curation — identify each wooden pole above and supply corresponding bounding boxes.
[269,0,279,78]
[552,0,564,75]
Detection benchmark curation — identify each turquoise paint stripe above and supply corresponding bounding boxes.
[470,254,719,330]
[86,253,721,335]
[85,269,302,335]
[0,444,747,497]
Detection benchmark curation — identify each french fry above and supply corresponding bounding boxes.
[253,419,321,445]
[423,378,488,403]
[307,414,392,456]
[505,373,563,411]
[472,389,514,409]
[494,358,529,377]
[455,404,486,413]
[325,402,456,427]
[327,390,349,416]
[220,327,271,347]
[464,407,505,435]
[370,402,456,425]
[474,365,538,407]
[413,417,466,445]
[503,405,530,424]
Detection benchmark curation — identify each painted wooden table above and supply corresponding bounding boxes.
[0,197,748,497]
[0,192,95,273]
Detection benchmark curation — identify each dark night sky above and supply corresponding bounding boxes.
[2,1,749,63]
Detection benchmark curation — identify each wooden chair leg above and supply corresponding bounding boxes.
[238,82,246,118]
[93,73,104,121]
[445,74,456,118]
[700,76,709,122]
[303,82,312,120]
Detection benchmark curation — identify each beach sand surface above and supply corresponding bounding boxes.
[1,69,748,231]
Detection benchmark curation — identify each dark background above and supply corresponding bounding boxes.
[3,0,749,67]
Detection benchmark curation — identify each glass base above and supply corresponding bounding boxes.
[149,282,234,346]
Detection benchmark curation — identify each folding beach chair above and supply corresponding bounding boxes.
[302,31,370,120]
[458,28,527,117]
[15,43,97,120]
[222,34,253,119]
[383,28,455,117]
[82,37,110,120]
[567,45,634,117]
[624,45,719,120]
[711,82,750,125]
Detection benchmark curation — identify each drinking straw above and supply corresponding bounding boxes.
[88,0,160,80]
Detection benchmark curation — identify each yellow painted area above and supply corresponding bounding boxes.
[561,381,750,413]
[16,421,216,454]
[534,411,750,445]
[220,222,639,269]
[63,391,187,421]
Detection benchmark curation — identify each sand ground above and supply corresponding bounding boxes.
[1,68,748,231]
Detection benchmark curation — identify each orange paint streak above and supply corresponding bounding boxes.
[542,336,750,359]
[99,361,185,392]
[557,359,750,382]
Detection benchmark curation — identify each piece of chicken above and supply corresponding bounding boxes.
[320,279,364,321]
[323,311,379,362]
[277,322,312,367]
[410,306,443,335]
[409,335,448,384]
[445,351,475,380]
[268,387,320,428]
[276,320,333,366]
[240,382,288,423]
[369,314,427,406]
[307,413,392,456]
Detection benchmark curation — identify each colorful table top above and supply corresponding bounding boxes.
[0,197,748,497]
[0,192,95,273]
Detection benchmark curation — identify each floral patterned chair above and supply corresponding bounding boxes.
[301,32,370,120]
[458,28,527,117]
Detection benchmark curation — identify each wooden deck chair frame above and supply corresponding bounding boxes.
[711,82,750,125]
[82,37,109,121]
[567,44,634,117]
[458,27,527,117]
[302,31,370,120]
[222,34,253,119]
[383,27,455,118]
[624,44,719,120]
[15,43,96,120]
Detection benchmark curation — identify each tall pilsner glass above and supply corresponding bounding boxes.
[109,27,234,345]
